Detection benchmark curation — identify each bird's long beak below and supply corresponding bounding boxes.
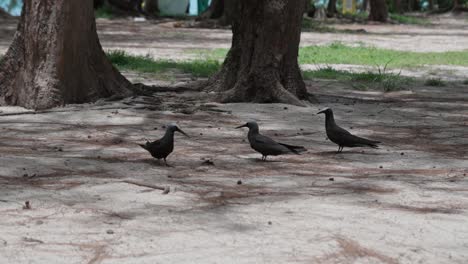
[317,110,325,115]
[177,128,190,138]
[235,124,247,129]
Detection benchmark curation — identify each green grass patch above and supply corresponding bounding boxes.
[389,13,430,25]
[302,19,337,33]
[193,43,468,68]
[425,78,446,86]
[298,42,468,68]
[342,11,369,21]
[95,4,115,19]
[106,50,412,92]
[303,67,411,91]
[106,50,220,78]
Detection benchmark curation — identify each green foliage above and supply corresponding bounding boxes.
[298,42,468,68]
[95,3,115,19]
[106,50,220,77]
[302,67,351,80]
[302,19,337,32]
[425,78,446,86]
[303,66,411,92]
[463,79,468,85]
[195,43,468,68]
[389,13,430,25]
[342,11,369,21]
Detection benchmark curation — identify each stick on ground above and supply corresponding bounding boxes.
[121,180,170,194]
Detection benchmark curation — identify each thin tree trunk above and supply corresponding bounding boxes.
[0,0,132,110]
[143,0,158,14]
[407,0,413,11]
[94,0,105,8]
[205,0,308,106]
[198,0,224,19]
[369,0,388,22]
[0,7,11,18]
[412,0,421,11]
[452,0,468,11]
[362,0,369,12]
[327,0,338,16]
[427,0,433,10]
[394,0,402,13]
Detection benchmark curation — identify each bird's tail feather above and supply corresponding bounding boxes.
[354,137,380,148]
[280,143,307,154]
[138,143,148,150]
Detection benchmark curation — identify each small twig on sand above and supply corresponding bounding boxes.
[22,237,44,244]
[121,180,170,194]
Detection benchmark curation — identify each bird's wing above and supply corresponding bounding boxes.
[332,124,352,136]
[251,134,291,154]
[140,139,162,150]
[148,139,163,147]
[252,134,306,155]
[331,125,380,147]
[253,134,280,145]
[278,143,307,154]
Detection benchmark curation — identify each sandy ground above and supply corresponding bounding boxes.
[1,77,468,263]
[0,15,468,264]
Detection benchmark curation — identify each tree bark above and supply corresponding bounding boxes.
[0,0,132,110]
[369,0,388,22]
[452,0,468,11]
[305,0,316,17]
[205,0,308,106]
[428,0,434,10]
[94,0,105,8]
[143,0,158,14]
[198,0,224,19]
[362,0,369,12]
[412,0,421,11]
[394,0,403,13]
[0,7,12,18]
[327,0,338,16]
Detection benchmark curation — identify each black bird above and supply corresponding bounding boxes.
[317,108,380,153]
[139,124,189,166]
[236,121,306,161]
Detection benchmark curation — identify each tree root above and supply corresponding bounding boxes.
[217,81,307,107]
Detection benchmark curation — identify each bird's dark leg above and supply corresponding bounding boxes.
[164,158,171,167]
[337,146,343,153]
[261,155,265,161]
[264,156,268,161]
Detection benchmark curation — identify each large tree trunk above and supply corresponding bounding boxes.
[0,0,132,110]
[327,0,338,16]
[205,0,308,106]
[369,0,388,22]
